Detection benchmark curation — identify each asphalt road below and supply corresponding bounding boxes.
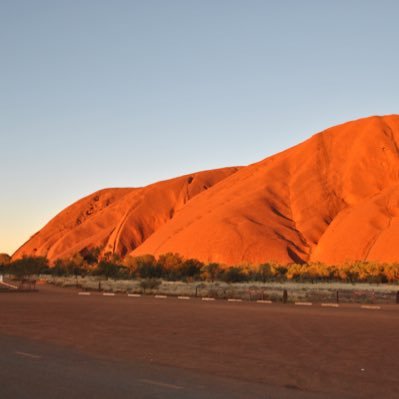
[1,285,398,398]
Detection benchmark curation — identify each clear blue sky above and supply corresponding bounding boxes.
[1,0,398,255]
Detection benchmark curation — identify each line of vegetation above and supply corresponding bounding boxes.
[1,250,399,284]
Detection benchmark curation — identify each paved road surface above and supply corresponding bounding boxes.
[1,285,398,398]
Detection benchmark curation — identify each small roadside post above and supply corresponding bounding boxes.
[283,289,288,304]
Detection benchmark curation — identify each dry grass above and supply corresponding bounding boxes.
[45,276,399,304]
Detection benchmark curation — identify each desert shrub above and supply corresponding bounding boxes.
[94,260,128,279]
[286,263,303,281]
[136,259,164,279]
[137,263,164,279]
[183,258,204,280]
[166,258,203,281]
[157,253,183,269]
[157,253,185,280]
[7,256,49,278]
[51,254,90,277]
[343,263,360,284]
[117,265,131,279]
[139,278,161,292]
[252,263,276,282]
[0,254,11,275]
[124,254,157,278]
[325,265,340,281]
[101,251,122,263]
[295,263,330,283]
[8,250,399,284]
[220,266,248,283]
[51,259,69,276]
[383,263,399,283]
[273,265,288,281]
[201,262,222,282]
[365,262,388,283]
[80,246,102,265]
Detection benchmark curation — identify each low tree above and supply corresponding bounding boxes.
[201,263,221,282]
[127,255,163,279]
[383,263,399,283]
[273,265,288,281]
[8,256,49,279]
[175,258,203,281]
[157,253,184,280]
[80,246,101,265]
[286,263,303,281]
[124,254,157,278]
[52,259,68,276]
[157,253,183,269]
[221,266,248,283]
[256,263,276,282]
[94,260,126,280]
[101,251,122,264]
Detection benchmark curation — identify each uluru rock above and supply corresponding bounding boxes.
[14,115,399,265]
[13,167,240,261]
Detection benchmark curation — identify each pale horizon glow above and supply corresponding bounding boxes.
[1,1,399,254]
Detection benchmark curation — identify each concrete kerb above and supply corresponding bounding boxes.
[361,305,381,310]
[0,281,18,289]
[74,291,388,309]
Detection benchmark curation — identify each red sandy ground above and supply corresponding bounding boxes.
[14,115,399,265]
[1,285,398,398]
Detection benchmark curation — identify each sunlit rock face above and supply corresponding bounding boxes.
[15,115,399,266]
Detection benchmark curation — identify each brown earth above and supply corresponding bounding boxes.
[1,285,398,398]
[14,114,399,265]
